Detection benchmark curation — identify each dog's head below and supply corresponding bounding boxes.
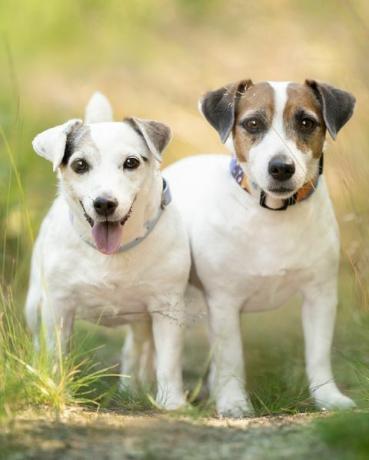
[33,93,171,255]
[200,80,355,201]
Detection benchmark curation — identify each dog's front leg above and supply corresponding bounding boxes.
[41,295,75,356]
[207,293,254,418]
[149,297,186,410]
[301,280,355,410]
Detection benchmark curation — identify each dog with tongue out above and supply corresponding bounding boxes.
[25,92,191,411]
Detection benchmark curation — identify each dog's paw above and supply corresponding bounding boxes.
[156,392,186,411]
[216,395,255,419]
[313,389,356,411]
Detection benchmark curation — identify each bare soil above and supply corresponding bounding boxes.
[0,409,331,460]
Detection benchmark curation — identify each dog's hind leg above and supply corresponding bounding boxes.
[120,320,155,392]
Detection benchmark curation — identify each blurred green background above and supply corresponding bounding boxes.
[1,0,369,414]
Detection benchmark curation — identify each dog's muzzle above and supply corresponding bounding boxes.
[79,200,135,255]
[72,179,172,254]
[230,155,323,211]
[79,200,134,228]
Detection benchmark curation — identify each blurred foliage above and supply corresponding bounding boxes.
[315,412,369,459]
[0,1,368,266]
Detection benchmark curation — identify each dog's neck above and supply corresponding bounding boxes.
[66,171,165,250]
[124,169,164,240]
[230,155,323,211]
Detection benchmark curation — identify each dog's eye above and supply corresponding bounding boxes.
[299,117,317,134]
[123,157,140,170]
[71,159,90,174]
[242,118,266,134]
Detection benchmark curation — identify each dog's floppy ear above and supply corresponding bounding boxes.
[32,119,83,172]
[305,80,355,139]
[199,79,253,143]
[125,117,172,162]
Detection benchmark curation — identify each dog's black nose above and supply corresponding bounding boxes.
[93,197,118,216]
[268,155,295,181]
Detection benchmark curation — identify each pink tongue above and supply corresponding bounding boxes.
[92,221,123,255]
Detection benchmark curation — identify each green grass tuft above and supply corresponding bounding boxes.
[0,289,119,422]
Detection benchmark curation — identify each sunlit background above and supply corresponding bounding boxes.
[1,0,369,417]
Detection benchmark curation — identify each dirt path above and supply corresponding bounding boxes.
[1,410,332,460]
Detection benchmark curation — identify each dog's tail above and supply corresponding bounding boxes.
[85,91,113,123]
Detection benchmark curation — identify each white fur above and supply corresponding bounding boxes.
[164,81,355,417]
[85,91,114,123]
[25,94,190,410]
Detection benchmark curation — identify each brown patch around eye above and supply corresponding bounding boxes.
[232,82,274,163]
[284,83,326,158]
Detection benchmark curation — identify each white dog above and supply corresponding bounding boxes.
[25,93,190,410]
[164,79,356,417]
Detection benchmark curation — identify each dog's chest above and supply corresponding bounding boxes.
[239,271,307,312]
[195,189,339,312]
[224,233,318,312]
[63,253,157,324]
[76,285,150,325]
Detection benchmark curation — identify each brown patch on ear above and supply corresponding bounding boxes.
[232,82,274,162]
[200,79,253,143]
[284,83,326,159]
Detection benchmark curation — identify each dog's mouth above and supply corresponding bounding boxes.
[79,201,134,255]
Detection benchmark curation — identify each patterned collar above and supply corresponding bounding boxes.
[230,155,323,211]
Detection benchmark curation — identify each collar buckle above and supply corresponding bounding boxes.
[259,190,297,211]
[161,178,171,209]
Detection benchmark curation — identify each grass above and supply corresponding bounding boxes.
[0,287,120,420]
[314,412,369,460]
[2,257,369,425]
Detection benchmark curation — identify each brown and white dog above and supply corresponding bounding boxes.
[164,80,355,417]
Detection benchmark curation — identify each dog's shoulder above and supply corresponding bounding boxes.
[164,154,239,221]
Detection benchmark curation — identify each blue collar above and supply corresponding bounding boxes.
[230,155,323,211]
[73,178,171,253]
